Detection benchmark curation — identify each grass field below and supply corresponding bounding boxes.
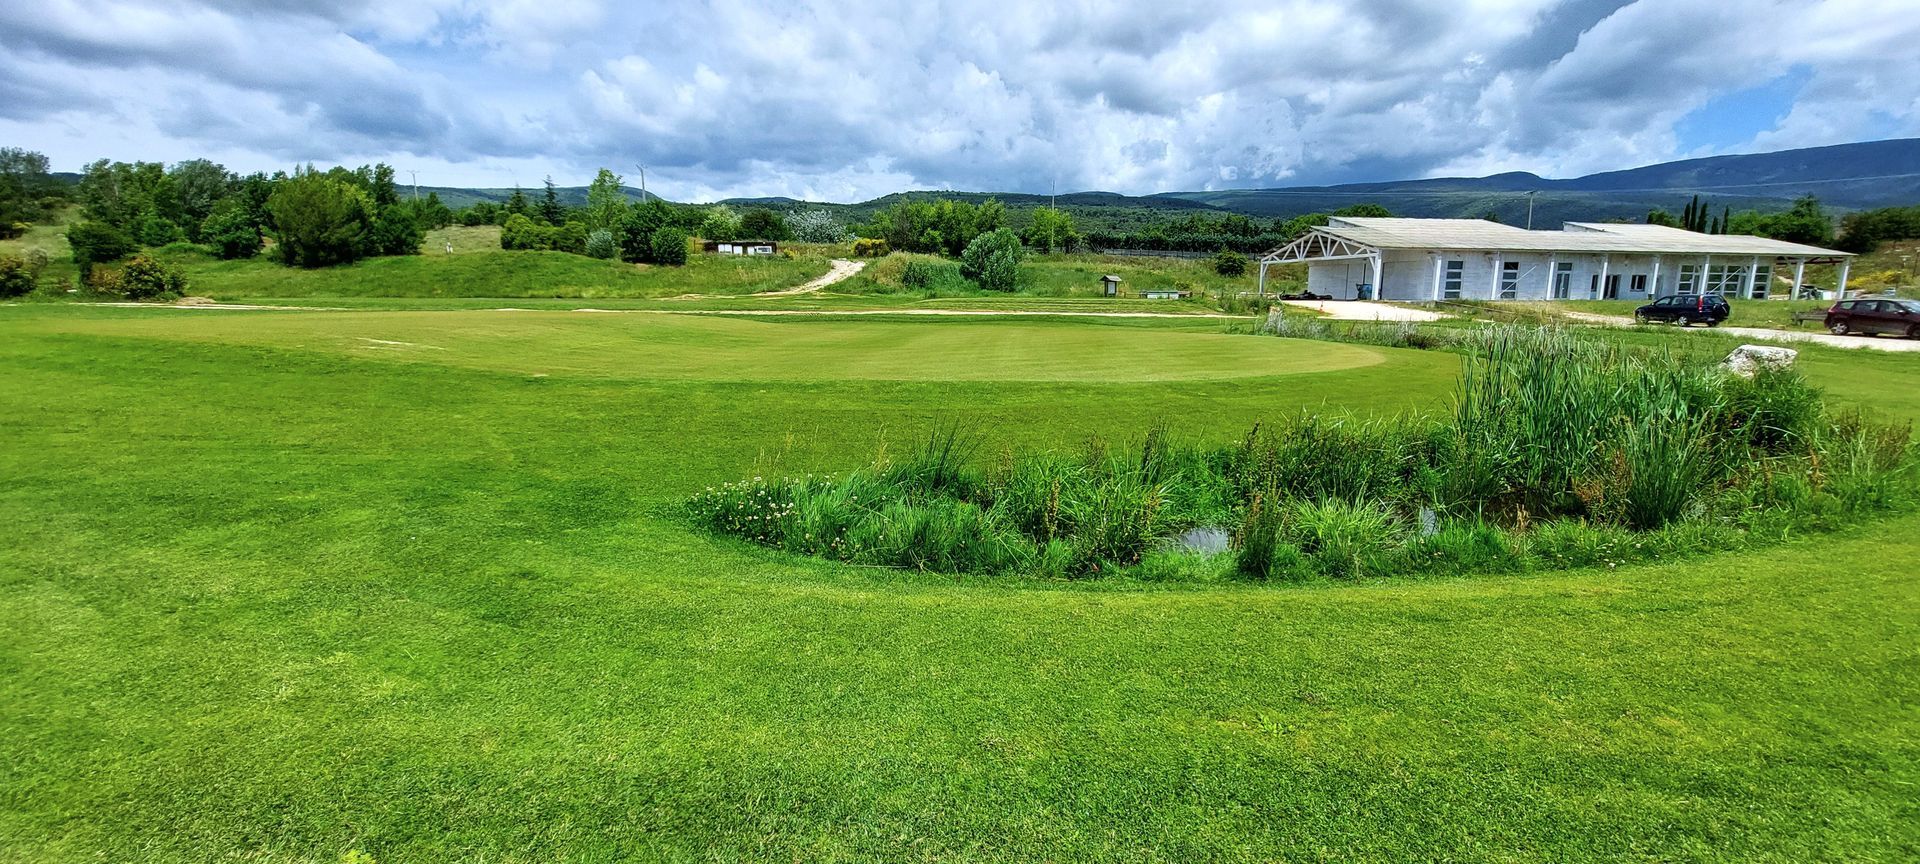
[2,297,1919,860]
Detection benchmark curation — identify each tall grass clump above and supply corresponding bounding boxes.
[691,324,1916,582]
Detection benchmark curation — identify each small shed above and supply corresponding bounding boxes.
[704,240,780,256]
[1101,274,1123,296]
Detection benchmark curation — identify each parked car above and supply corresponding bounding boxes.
[1634,294,1731,326]
[1825,298,1920,338]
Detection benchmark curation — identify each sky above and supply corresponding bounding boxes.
[2,0,1918,203]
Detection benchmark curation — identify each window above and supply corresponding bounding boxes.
[1499,261,1520,299]
[1752,264,1772,300]
[1552,262,1573,299]
[1677,264,1699,294]
[1442,260,1464,300]
[1706,264,1744,297]
[1630,274,1648,295]
[1589,274,1600,300]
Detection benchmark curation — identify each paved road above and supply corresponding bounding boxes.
[1561,310,1920,354]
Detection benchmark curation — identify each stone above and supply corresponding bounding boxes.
[1722,344,1798,378]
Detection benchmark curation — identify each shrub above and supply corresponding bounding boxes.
[552,221,589,255]
[1,222,27,240]
[0,253,34,297]
[500,213,549,250]
[585,229,618,260]
[115,254,187,301]
[852,238,890,257]
[900,259,960,290]
[199,202,263,260]
[1212,249,1250,277]
[267,174,374,267]
[67,220,137,268]
[367,206,424,256]
[959,228,1023,292]
[788,209,849,243]
[135,212,183,247]
[650,227,690,266]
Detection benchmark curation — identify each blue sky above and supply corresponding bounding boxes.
[2,0,1917,202]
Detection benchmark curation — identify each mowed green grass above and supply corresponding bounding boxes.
[154,246,831,300]
[2,306,1918,862]
[19,309,1380,383]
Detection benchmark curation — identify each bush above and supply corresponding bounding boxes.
[585,229,618,260]
[552,221,588,255]
[114,254,187,301]
[0,253,34,297]
[852,238,890,258]
[367,207,424,256]
[899,259,960,290]
[959,228,1023,291]
[135,212,183,247]
[500,213,548,250]
[1,222,26,240]
[650,227,690,266]
[267,174,373,267]
[199,202,264,260]
[788,209,849,243]
[1212,249,1250,277]
[67,220,137,268]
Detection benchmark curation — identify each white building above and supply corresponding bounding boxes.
[1258,217,1855,302]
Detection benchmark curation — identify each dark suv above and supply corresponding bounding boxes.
[1826,298,1920,338]
[1635,294,1731,326]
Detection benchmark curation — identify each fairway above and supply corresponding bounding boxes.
[21,308,1395,382]
[2,304,1918,863]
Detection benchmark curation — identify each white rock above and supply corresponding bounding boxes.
[1722,344,1798,378]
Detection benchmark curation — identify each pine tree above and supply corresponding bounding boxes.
[505,185,529,217]
[539,176,563,225]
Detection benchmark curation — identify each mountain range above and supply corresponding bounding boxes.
[423,138,1920,225]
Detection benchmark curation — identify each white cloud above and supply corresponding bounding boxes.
[1,0,1917,200]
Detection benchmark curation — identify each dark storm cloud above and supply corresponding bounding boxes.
[1,0,1917,199]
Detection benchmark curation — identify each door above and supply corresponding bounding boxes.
[1603,275,1622,299]
[1865,301,1898,333]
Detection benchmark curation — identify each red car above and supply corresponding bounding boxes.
[1825,298,1920,338]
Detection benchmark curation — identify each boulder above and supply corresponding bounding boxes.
[1722,344,1797,378]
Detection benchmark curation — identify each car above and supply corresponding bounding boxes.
[1635,294,1731,327]
[1825,298,1920,338]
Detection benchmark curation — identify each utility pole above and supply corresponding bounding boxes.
[1526,190,1536,230]
[635,164,648,204]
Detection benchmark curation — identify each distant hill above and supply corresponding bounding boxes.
[386,138,1920,228]
[1159,138,1920,223]
[417,185,656,210]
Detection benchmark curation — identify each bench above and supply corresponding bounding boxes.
[1791,310,1827,324]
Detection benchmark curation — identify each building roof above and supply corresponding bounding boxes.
[1314,217,1851,259]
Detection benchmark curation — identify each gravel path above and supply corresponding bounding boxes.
[752,259,866,296]
[1280,299,1451,322]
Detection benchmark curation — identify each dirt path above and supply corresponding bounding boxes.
[752,259,866,296]
[1280,299,1451,322]
[1560,309,1920,353]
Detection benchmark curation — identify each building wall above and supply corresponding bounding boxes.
[1323,251,1783,302]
